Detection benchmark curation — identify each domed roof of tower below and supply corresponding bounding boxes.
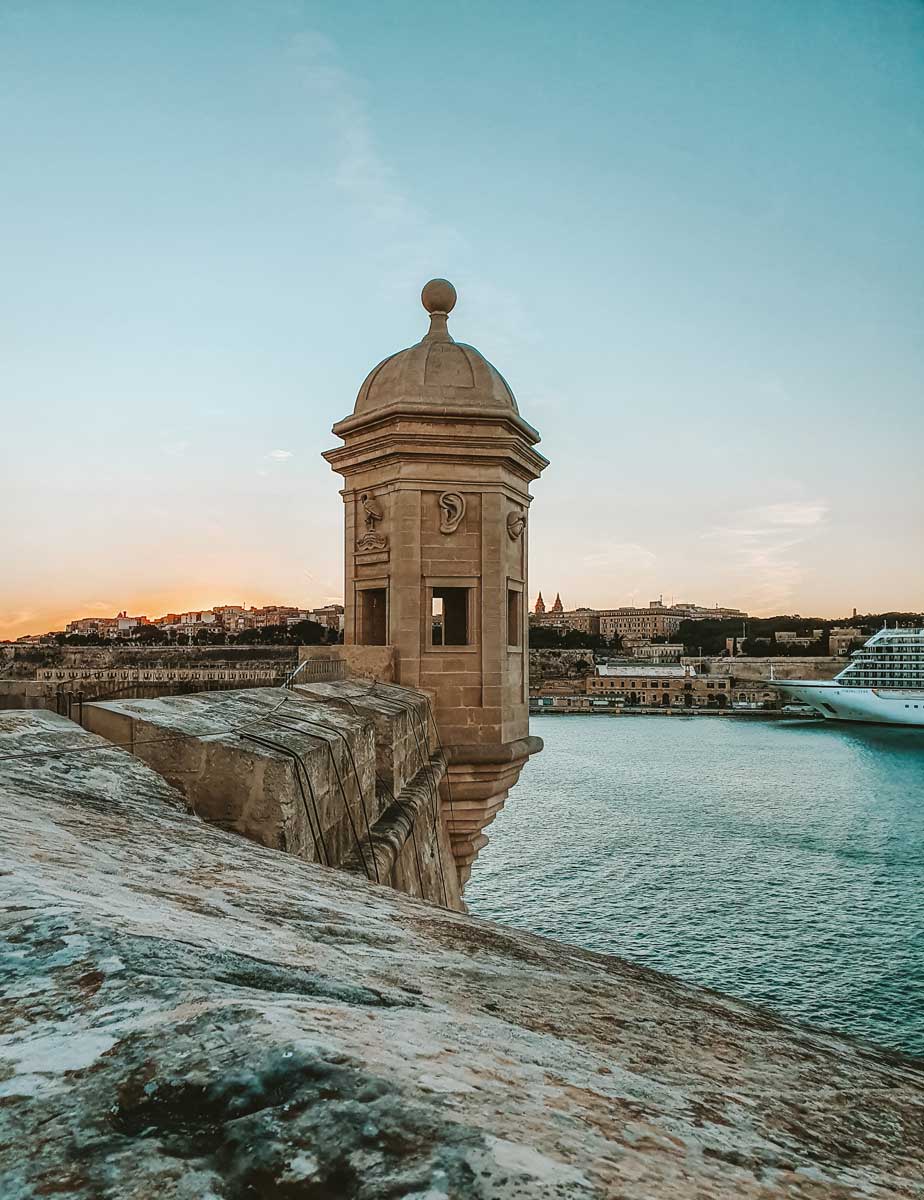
[351,279,520,420]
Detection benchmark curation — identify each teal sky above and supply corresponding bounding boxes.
[2,0,923,636]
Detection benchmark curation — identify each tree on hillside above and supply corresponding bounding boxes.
[229,620,327,646]
[193,628,227,645]
[528,625,611,651]
[135,625,166,644]
[288,620,326,646]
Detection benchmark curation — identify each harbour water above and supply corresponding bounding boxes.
[466,715,924,1057]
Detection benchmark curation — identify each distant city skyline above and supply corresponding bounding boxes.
[6,590,919,644]
[3,2,922,639]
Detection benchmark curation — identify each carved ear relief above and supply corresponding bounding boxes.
[439,492,466,535]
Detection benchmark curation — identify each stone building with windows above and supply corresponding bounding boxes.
[623,641,685,662]
[529,605,601,635]
[829,626,868,656]
[775,629,824,648]
[597,607,686,641]
[586,663,732,707]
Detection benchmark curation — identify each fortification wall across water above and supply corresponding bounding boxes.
[0,643,298,680]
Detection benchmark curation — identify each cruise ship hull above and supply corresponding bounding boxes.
[776,682,924,727]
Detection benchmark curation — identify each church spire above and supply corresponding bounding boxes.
[535,592,545,615]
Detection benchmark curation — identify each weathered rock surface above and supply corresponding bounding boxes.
[1,710,922,1198]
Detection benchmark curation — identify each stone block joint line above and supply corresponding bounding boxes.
[267,709,380,883]
[239,732,330,869]
[259,712,377,884]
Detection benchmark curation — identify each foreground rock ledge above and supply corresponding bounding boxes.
[0,713,922,1198]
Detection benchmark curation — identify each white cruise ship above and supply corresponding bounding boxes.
[774,627,924,727]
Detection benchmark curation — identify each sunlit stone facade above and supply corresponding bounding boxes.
[324,279,548,883]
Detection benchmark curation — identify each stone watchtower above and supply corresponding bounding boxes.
[324,279,548,884]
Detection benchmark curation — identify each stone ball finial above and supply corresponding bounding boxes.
[421,278,457,315]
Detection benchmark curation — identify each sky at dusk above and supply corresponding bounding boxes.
[2,0,923,639]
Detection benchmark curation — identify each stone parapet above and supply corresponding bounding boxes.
[298,644,398,683]
[294,678,431,796]
[82,684,461,910]
[0,681,60,711]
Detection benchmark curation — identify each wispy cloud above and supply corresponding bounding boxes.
[0,610,36,633]
[751,501,828,528]
[582,542,657,571]
[284,32,535,358]
[704,498,829,610]
[290,33,434,225]
[293,34,417,228]
[258,448,295,476]
[287,32,463,287]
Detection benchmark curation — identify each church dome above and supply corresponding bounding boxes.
[351,279,520,420]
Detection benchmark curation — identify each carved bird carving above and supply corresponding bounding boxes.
[359,493,383,530]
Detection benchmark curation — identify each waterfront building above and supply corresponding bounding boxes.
[65,617,118,637]
[829,626,868,656]
[531,600,749,642]
[109,615,151,637]
[597,607,686,641]
[627,642,684,662]
[250,605,304,627]
[530,606,601,635]
[305,603,345,633]
[586,662,732,707]
[775,630,824,647]
[670,601,747,620]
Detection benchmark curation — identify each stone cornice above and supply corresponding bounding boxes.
[324,412,549,484]
[331,403,542,445]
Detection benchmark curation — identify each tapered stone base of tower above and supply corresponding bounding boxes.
[442,738,540,885]
[324,279,548,887]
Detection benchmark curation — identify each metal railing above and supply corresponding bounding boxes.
[283,657,347,688]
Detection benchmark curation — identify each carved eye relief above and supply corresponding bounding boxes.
[439,492,466,535]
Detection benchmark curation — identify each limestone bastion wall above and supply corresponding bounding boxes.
[1,708,921,1199]
[0,645,300,712]
[528,649,597,682]
[0,642,298,680]
[701,656,841,680]
[80,681,462,911]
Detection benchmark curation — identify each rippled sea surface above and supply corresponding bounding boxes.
[466,715,924,1056]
